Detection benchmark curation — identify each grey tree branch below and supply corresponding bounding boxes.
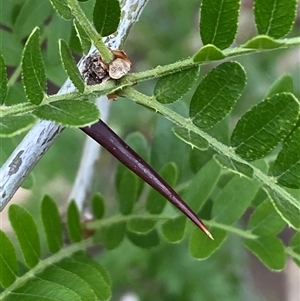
[0,0,149,211]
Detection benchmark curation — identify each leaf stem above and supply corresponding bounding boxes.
[66,0,113,63]
[121,87,300,223]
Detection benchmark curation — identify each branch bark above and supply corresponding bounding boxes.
[0,0,149,211]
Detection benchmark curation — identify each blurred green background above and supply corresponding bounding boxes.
[1,0,299,300]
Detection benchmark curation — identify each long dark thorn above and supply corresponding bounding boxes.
[81,120,213,240]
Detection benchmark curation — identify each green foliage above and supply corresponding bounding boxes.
[21,27,46,105]
[33,99,100,127]
[0,198,111,301]
[1,0,300,299]
[59,39,85,92]
[231,93,299,161]
[254,0,297,38]
[93,0,121,37]
[190,61,246,129]
[200,0,240,49]
[0,50,8,105]
[154,66,199,104]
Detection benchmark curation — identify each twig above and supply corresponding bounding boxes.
[0,0,149,211]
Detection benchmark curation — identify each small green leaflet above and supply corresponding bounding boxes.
[242,35,285,49]
[264,186,300,230]
[162,216,186,243]
[21,27,47,105]
[14,0,53,40]
[173,127,209,150]
[127,229,160,249]
[92,193,105,219]
[74,19,91,54]
[0,115,37,138]
[193,44,225,63]
[212,176,259,225]
[146,162,178,214]
[190,61,246,129]
[8,205,41,268]
[33,99,100,127]
[22,27,48,105]
[213,154,254,178]
[118,170,139,215]
[231,93,299,161]
[67,201,83,243]
[270,127,300,189]
[254,0,297,38]
[0,230,18,288]
[154,67,199,104]
[182,158,221,212]
[127,217,156,234]
[41,195,63,253]
[59,39,85,92]
[200,0,240,49]
[244,237,285,271]
[247,199,285,236]
[48,0,72,20]
[93,0,121,37]
[189,227,227,260]
[0,50,8,104]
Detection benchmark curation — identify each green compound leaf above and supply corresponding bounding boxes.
[189,227,227,260]
[161,216,187,243]
[146,162,178,214]
[127,229,160,249]
[48,0,72,20]
[214,154,254,178]
[92,193,105,219]
[33,99,100,127]
[244,236,285,271]
[254,0,297,38]
[247,199,285,236]
[8,204,41,268]
[242,35,285,49]
[190,61,246,129]
[21,27,47,105]
[212,176,259,225]
[41,195,63,253]
[154,66,199,104]
[118,170,139,215]
[173,127,209,151]
[59,39,85,93]
[0,230,18,288]
[270,127,300,189]
[127,217,156,234]
[93,0,121,37]
[0,50,8,104]
[67,201,83,243]
[289,232,300,266]
[200,0,240,49]
[95,222,126,250]
[231,93,299,161]
[193,44,225,63]
[73,19,91,54]
[266,74,294,97]
[0,115,37,138]
[264,186,300,230]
